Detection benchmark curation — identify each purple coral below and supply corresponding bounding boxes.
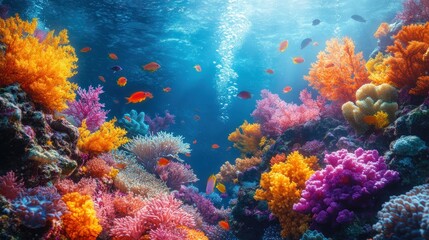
[12,186,66,229]
[251,89,325,137]
[63,85,109,132]
[293,148,399,228]
[155,162,198,190]
[396,0,429,24]
[145,110,175,134]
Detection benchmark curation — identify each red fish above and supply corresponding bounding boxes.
[126,91,153,103]
[237,91,251,99]
[117,77,127,87]
[109,53,118,60]
[124,116,131,122]
[212,144,220,149]
[143,62,161,72]
[292,57,305,64]
[266,69,274,74]
[194,64,202,72]
[206,174,216,194]
[279,40,289,52]
[218,220,230,231]
[98,76,106,82]
[283,86,292,93]
[193,139,197,144]
[80,47,92,53]
[185,153,191,157]
[163,87,171,92]
[158,157,170,166]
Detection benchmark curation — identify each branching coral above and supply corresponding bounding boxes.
[374,22,390,39]
[383,22,429,95]
[0,15,78,112]
[155,162,198,190]
[61,192,102,240]
[366,52,390,85]
[0,171,24,200]
[215,161,238,184]
[304,37,369,103]
[396,0,429,24]
[228,120,263,156]
[342,83,398,133]
[78,118,128,155]
[254,151,318,238]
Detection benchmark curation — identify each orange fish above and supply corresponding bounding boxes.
[109,53,118,60]
[283,86,292,93]
[117,77,127,87]
[113,162,127,169]
[266,69,274,74]
[143,62,161,72]
[193,139,197,144]
[124,116,131,122]
[80,47,92,52]
[212,144,220,149]
[279,40,289,52]
[163,87,172,92]
[185,153,191,157]
[194,115,201,121]
[292,56,305,64]
[218,220,230,231]
[126,91,154,104]
[194,64,202,72]
[98,76,106,82]
[158,157,170,166]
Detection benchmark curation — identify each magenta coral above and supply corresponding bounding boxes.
[63,85,109,132]
[293,148,399,229]
[0,171,24,200]
[396,0,429,24]
[251,89,325,137]
[156,162,198,190]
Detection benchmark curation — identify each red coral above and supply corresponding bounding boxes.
[396,0,429,24]
[0,171,24,200]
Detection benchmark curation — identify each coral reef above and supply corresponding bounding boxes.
[396,0,429,24]
[145,110,176,134]
[0,15,78,112]
[228,120,263,156]
[119,109,149,136]
[304,37,369,103]
[155,161,198,190]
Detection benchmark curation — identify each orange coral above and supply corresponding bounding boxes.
[374,22,390,38]
[62,192,102,240]
[180,226,209,240]
[235,156,262,172]
[84,158,112,178]
[0,15,78,112]
[270,153,286,166]
[383,23,429,95]
[78,119,129,155]
[228,120,263,156]
[113,193,146,217]
[304,37,369,103]
[254,151,317,238]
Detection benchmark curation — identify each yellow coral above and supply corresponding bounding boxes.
[78,119,129,155]
[254,151,316,238]
[366,52,390,85]
[364,111,390,129]
[0,14,78,112]
[235,156,261,172]
[62,192,102,240]
[180,226,209,240]
[228,120,263,156]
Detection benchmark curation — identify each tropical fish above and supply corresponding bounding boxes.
[158,157,170,166]
[142,62,161,72]
[212,144,220,149]
[194,115,201,121]
[80,47,91,52]
[109,53,118,60]
[266,69,274,74]
[292,57,305,64]
[206,174,216,194]
[218,220,230,231]
[126,91,153,103]
[111,65,123,73]
[279,40,289,52]
[301,38,312,49]
[351,14,366,22]
[98,76,106,82]
[283,86,292,93]
[117,77,127,87]
[312,19,321,26]
[124,115,131,122]
[194,64,202,72]
[185,153,191,157]
[216,183,226,193]
[237,91,251,99]
[163,87,171,93]
[193,139,197,144]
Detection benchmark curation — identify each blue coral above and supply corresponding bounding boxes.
[118,109,149,136]
[12,186,66,229]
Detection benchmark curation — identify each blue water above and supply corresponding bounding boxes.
[3,0,402,190]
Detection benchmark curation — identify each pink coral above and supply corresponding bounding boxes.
[155,162,198,190]
[251,89,325,137]
[0,171,24,200]
[396,0,429,24]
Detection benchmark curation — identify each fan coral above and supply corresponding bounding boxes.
[0,15,78,112]
[396,0,429,24]
[228,120,263,156]
[144,110,176,134]
[342,83,398,133]
[63,85,109,132]
[124,131,190,173]
[12,186,66,229]
[78,118,129,155]
[252,89,324,137]
[254,151,318,238]
[373,184,429,240]
[383,23,429,95]
[293,148,399,229]
[0,171,24,200]
[304,37,369,103]
[155,161,198,190]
